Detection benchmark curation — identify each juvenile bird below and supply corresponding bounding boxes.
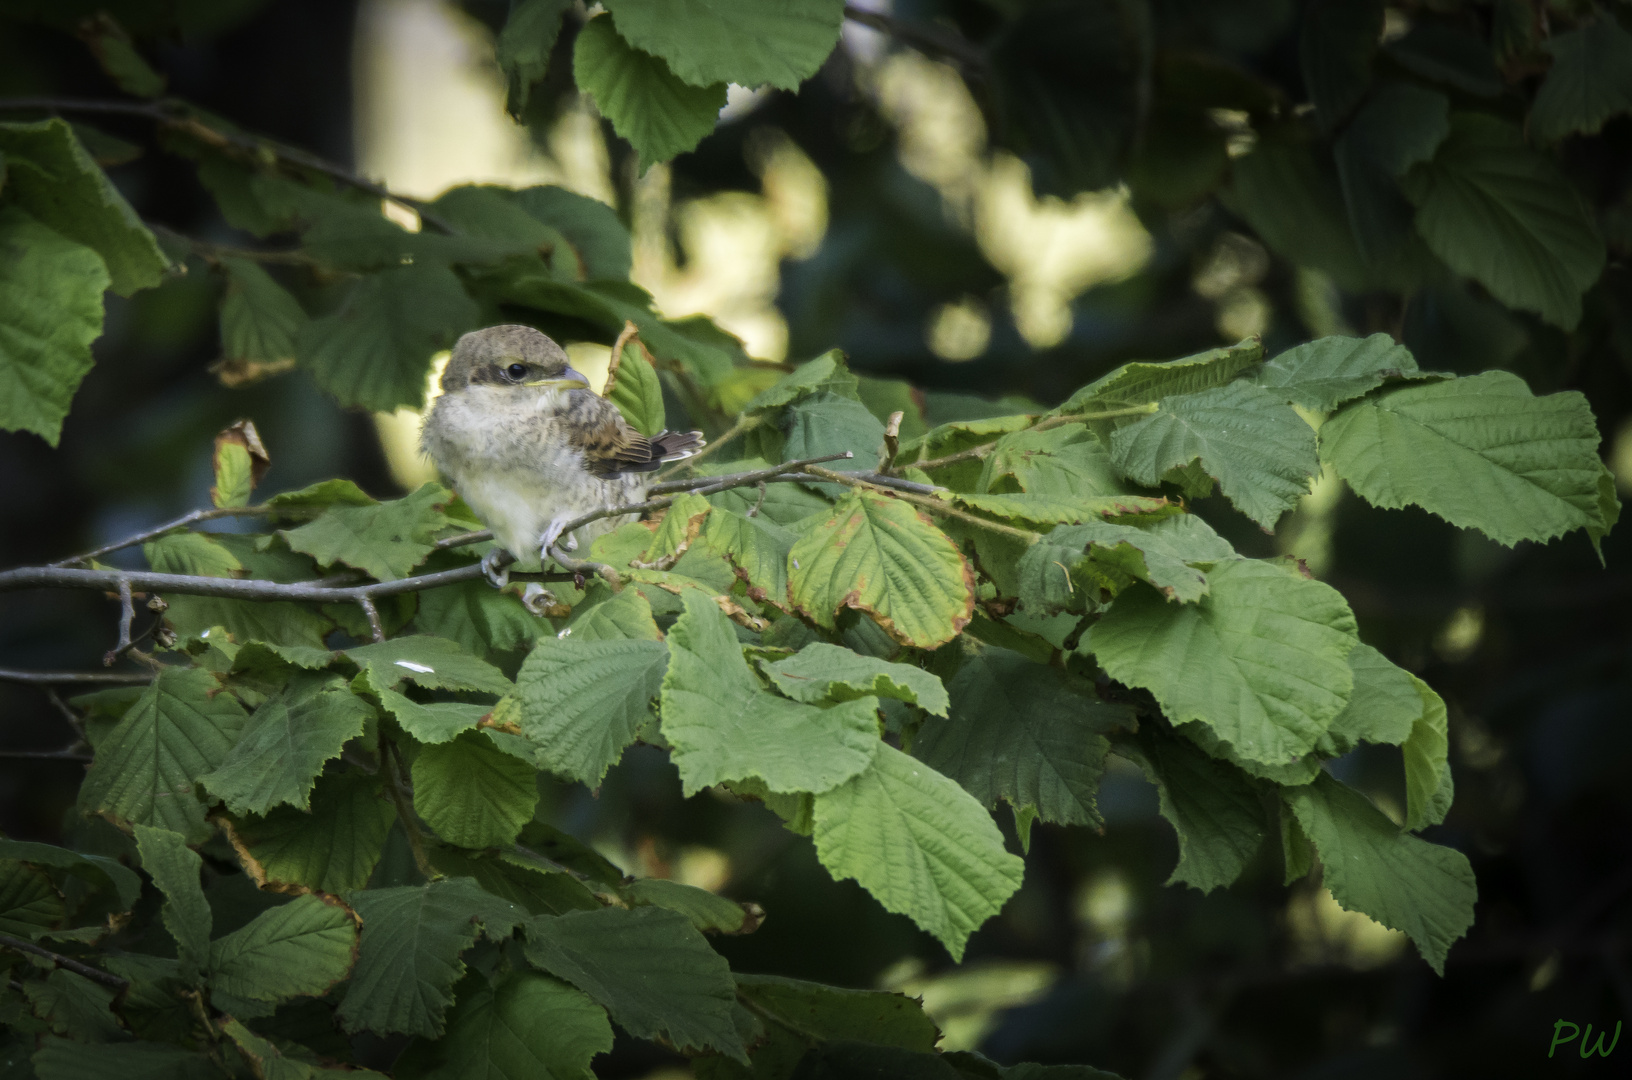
[421,324,703,587]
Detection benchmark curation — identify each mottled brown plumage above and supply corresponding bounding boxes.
[420,324,703,582]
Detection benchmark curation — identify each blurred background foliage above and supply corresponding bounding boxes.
[1,1,1630,1077]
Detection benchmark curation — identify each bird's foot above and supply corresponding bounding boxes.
[520,583,558,617]
[480,549,511,589]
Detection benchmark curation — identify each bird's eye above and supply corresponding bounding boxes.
[505,363,528,381]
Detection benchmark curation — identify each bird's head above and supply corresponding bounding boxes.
[441,324,592,394]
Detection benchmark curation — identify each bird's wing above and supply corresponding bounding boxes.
[564,391,704,478]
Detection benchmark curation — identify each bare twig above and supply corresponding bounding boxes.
[102,579,136,667]
[748,482,768,518]
[878,410,903,473]
[150,224,316,267]
[43,688,87,738]
[0,96,455,233]
[0,668,153,685]
[0,749,92,762]
[547,544,621,586]
[382,738,439,881]
[50,505,265,568]
[433,529,493,551]
[0,455,860,614]
[804,464,1041,543]
[358,597,386,643]
[0,933,129,991]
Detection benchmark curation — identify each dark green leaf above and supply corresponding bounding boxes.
[517,636,668,786]
[132,826,210,970]
[218,257,306,374]
[1530,18,1632,141]
[0,207,108,446]
[622,878,760,935]
[1384,22,1504,97]
[572,15,727,167]
[282,482,452,581]
[660,591,878,796]
[0,119,168,295]
[31,1036,217,1080]
[398,971,611,1080]
[80,667,249,842]
[413,731,540,849]
[1109,382,1319,529]
[1402,113,1605,329]
[511,185,632,281]
[1334,82,1450,264]
[200,675,373,816]
[497,0,576,115]
[601,0,844,91]
[1298,0,1383,128]
[223,771,397,894]
[207,893,359,1005]
[914,645,1126,828]
[344,634,516,697]
[0,861,63,938]
[340,879,527,1037]
[522,905,744,1059]
[1118,732,1267,893]
[1283,773,1475,974]
[297,263,480,412]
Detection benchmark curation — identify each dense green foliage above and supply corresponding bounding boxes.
[0,1,1628,1077]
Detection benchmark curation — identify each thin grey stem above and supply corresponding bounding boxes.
[0,933,129,991]
[358,598,386,643]
[103,579,135,667]
[0,668,154,685]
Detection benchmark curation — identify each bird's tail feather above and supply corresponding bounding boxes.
[652,429,705,462]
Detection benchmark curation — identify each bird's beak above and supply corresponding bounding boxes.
[523,366,592,391]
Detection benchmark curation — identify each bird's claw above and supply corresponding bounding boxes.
[520,583,557,617]
[480,549,510,589]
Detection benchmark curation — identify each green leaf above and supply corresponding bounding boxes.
[516,636,668,786]
[496,0,576,116]
[660,591,878,796]
[913,645,1126,828]
[1402,113,1605,329]
[702,509,795,611]
[200,676,374,816]
[789,489,974,649]
[1016,514,1234,610]
[132,826,210,970]
[1058,338,1265,412]
[144,531,243,577]
[31,1037,217,1080]
[340,879,527,1037]
[1319,371,1609,547]
[979,427,1128,504]
[0,840,141,913]
[282,483,452,581]
[1323,643,1423,754]
[373,686,487,744]
[1385,23,1504,97]
[413,731,540,849]
[782,392,886,478]
[219,257,307,372]
[429,847,602,917]
[266,478,377,515]
[712,973,939,1078]
[297,263,480,412]
[1086,561,1359,765]
[511,185,632,281]
[162,593,333,650]
[1283,773,1475,974]
[1255,333,1429,411]
[813,743,1026,961]
[223,772,397,894]
[399,971,611,1080]
[412,574,546,657]
[1109,382,1319,530]
[573,15,727,167]
[522,905,744,1059]
[344,635,515,697]
[602,0,843,91]
[758,642,950,716]
[0,207,108,446]
[1298,0,1381,128]
[1334,82,1450,264]
[1118,732,1267,893]
[946,491,1174,526]
[80,667,249,842]
[1531,18,1632,141]
[25,968,122,1041]
[0,119,168,295]
[1401,677,1453,831]
[0,860,64,937]
[622,878,760,935]
[606,341,665,436]
[561,583,662,641]
[208,893,359,1004]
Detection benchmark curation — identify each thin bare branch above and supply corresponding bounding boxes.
[0,933,129,991]
[0,668,153,685]
[902,404,1161,474]
[358,597,386,643]
[804,464,1041,543]
[0,96,455,233]
[103,579,135,667]
[0,749,92,762]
